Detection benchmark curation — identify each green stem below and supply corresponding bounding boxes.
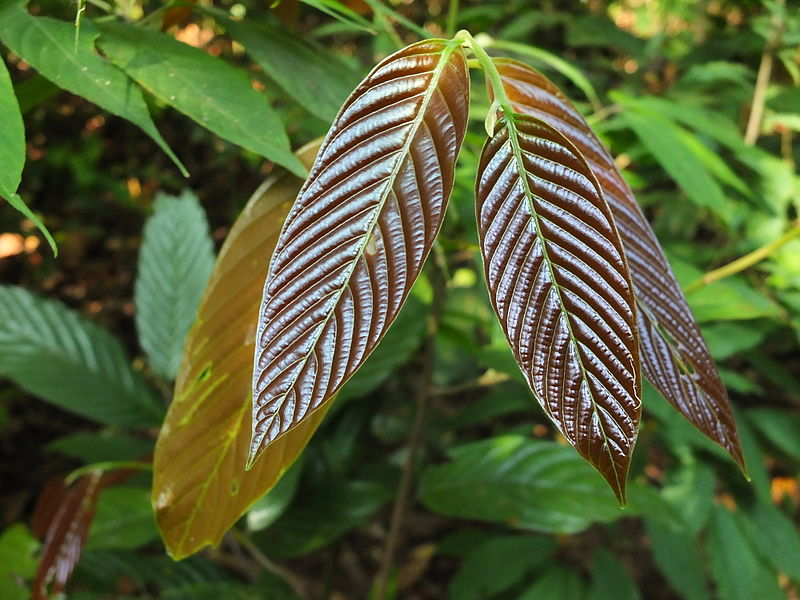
[446,0,458,38]
[65,460,151,485]
[455,30,512,110]
[684,221,800,294]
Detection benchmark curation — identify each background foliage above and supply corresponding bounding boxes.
[1,0,799,598]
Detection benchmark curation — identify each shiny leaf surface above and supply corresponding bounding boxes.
[152,143,327,560]
[476,114,640,501]
[31,473,104,600]
[250,39,469,463]
[494,58,744,471]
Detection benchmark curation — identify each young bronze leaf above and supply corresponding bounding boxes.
[493,58,744,471]
[31,473,103,600]
[250,39,469,463]
[476,115,641,503]
[152,142,332,560]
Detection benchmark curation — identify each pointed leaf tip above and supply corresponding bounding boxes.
[249,39,470,461]
[492,57,744,473]
[476,115,641,500]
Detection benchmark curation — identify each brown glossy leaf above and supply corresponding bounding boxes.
[31,472,103,600]
[493,58,744,471]
[476,114,641,503]
[151,142,331,560]
[250,39,469,463]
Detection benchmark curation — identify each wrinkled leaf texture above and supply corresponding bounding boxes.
[493,58,744,470]
[477,114,641,502]
[250,39,469,463]
[152,142,326,559]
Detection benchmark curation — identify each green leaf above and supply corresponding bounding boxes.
[747,408,800,461]
[246,458,304,532]
[0,524,39,600]
[254,480,391,558]
[588,549,640,600]
[617,98,731,222]
[520,566,587,600]
[644,517,710,600]
[0,285,164,426]
[700,322,766,360]
[298,0,374,31]
[48,431,153,463]
[95,21,305,177]
[419,436,623,534]
[741,502,800,582]
[207,10,360,122]
[87,486,159,550]
[707,506,785,600]
[449,535,556,600]
[0,55,57,253]
[0,4,187,176]
[135,191,215,380]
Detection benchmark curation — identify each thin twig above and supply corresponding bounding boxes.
[744,0,785,146]
[230,528,309,598]
[374,259,447,600]
[684,220,800,294]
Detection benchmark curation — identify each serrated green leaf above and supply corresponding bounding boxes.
[644,517,710,600]
[0,3,187,176]
[0,285,164,426]
[419,436,623,534]
[135,191,215,380]
[588,549,640,600]
[87,486,158,550]
[95,21,305,177]
[449,535,555,600]
[207,10,359,122]
[707,506,785,600]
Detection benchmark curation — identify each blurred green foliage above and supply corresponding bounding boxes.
[0,0,799,598]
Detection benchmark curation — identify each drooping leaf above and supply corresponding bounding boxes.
[493,58,745,471]
[31,473,104,600]
[0,55,57,252]
[207,9,360,122]
[245,458,304,532]
[0,285,163,426]
[94,21,305,177]
[134,190,215,380]
[47,431,153,464]
[0,2,186,176]
[476,113,640,502]
[152,142,324,560]
[740,501,800,582]
[418,436,623,534]
[250,39,469,463]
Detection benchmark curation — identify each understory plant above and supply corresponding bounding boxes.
[1,1,799,599]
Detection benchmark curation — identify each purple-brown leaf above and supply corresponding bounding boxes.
[250,39,469,464]
[476,115,641,503]
[494,58,744,471]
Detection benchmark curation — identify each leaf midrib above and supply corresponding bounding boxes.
[252,41,461,459]
[500,113,627,497]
